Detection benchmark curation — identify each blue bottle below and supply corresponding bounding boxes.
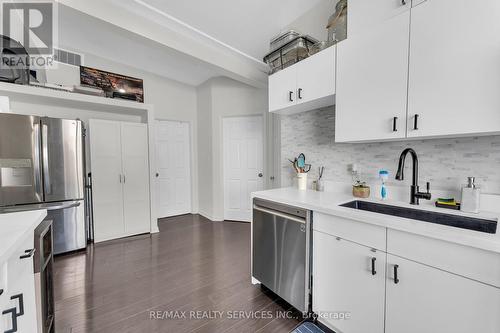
[379,170,389,200]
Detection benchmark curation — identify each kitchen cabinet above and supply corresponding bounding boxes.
[312,211,500,332]
[313,230,386,333]
[336,0,500,142]
[1,233,37,333]
[347,0,411,37]
[386,254,500,333]
[407,0,500,138]
[268,46,335,115]
[335,0,410,142]
[90,119,151,242]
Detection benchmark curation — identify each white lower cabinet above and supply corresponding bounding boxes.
[386,254,500,333]
[313,230,385,333]
[268,46,336,115]
[313,213,500,332]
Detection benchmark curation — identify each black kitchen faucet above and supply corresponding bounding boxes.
[395,148,432,205]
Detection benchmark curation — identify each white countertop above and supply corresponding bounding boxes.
[0,209,47,263]
[252,187,500,254]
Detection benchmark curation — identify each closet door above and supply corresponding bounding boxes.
[121,122,151,236]
[89,120,124,242]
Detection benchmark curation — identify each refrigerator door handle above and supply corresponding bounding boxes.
[42,123,51,194]
[33,121,43,201]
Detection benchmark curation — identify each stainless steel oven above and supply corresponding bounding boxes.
[34,218,55,333]
[252,198,312,313]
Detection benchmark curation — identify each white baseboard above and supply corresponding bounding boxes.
[198,210,224,222]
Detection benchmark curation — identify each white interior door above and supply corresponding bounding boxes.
[223,116,264,222]
[156,121,192,218]
[89,119,124,242]
[121,122,151,235]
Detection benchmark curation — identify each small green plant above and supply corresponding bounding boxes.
[353,180,369,188]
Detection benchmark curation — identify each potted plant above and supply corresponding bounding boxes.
[352,180,370,198]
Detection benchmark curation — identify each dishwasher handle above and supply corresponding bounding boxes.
[253,205,306,224]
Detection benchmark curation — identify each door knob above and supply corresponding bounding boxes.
[258,173,263,178]
[155,173,159,178]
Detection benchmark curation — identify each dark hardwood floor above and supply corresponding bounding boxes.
[54,214,302,333]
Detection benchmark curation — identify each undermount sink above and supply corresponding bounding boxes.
[340,200,498,234]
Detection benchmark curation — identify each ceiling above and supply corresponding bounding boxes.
[114,0,324,60]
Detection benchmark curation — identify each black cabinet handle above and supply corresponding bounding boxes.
[371,257,377,275]
[298,88,303,100]
[20,249,35,260]
[289,91,294,102]
[392,117,398,132]
[2,308,18,333]
[0,288,3,296]
[413,114,419,130]
[394,264,400,284]
[402,0,407,5]
[11,294,24,317]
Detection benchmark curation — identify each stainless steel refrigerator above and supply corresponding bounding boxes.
[0,113,86,254]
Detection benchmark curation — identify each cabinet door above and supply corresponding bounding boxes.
[386,255,500,333]
[121,122,151,236]
[296,46,335,105]
[268,66,297,112]
[2,235,37,333]
[348,0,411,37]
[335,1,410,142]
[313,231,386,333]
[89,119,125,242]
[407,0,500,138]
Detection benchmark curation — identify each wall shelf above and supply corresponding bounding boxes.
[0,82,152,114]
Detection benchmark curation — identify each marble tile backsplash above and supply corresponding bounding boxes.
[281,106,500,194]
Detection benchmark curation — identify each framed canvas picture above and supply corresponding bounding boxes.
[80,66,144,103]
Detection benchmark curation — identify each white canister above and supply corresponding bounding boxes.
[297,173,308,190]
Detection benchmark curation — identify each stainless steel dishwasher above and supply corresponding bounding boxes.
[252,198,312,313]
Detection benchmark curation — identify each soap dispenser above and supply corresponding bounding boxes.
[461,177,480,214]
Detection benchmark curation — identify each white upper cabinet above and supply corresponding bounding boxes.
[335,0,411,142]
[407,0,500,138]
[269,46,335,115]
[335,0,500,142]
[295,46,336,107]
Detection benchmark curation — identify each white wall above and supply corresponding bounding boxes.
[196,77,268,221]
[283,0,338,42]
[77,54,200,214]
[196,81,214,219]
